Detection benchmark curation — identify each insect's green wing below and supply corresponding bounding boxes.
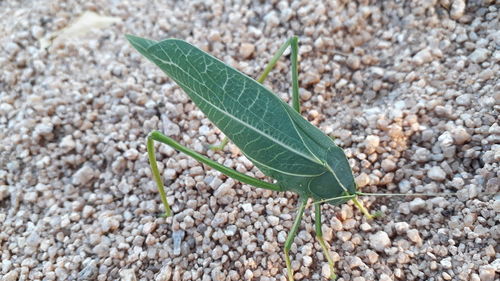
[127,35,356,200]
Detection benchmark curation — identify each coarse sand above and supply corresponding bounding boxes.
[0,1,499,281]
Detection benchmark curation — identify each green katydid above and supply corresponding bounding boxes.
[126,34,377,280]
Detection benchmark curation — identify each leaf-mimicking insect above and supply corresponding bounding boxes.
[126,34,377,280]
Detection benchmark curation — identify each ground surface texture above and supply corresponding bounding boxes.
[0,0,499,281]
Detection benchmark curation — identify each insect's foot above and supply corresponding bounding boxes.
[208,144,224,151]
[330,273,337,280]
[371,211,383,219]
[159,211,172,218]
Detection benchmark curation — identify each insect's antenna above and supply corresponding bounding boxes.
[356,192,499,198]
[313,191,499,205]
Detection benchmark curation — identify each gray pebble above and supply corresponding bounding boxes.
[78,260,98,280]
[172,230,185,256]
[414,148,431,162]
[455,94,471,106]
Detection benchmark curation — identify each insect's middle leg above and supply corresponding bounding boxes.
[257,36,300,113]
[314,203,337,280]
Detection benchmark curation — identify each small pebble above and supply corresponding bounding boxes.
[72,166,96,186]
[469,48,490,63]
[409,198,426,212]
[381,159,396,172]
[369,231,391,252]
[239,43,255,59]
[427,166,446,181]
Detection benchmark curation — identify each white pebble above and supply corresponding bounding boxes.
[450,0,466,20]
[407,229,422,245]
[303,256,313,267]
[440,257,452,269]
[409,198,426,212]
[427,166,446,181]
[3,270,18,281]
[412,48,433,66]
[479,266,496,281]
[369,231,391,252]
[241,203,253,213]
[394,222,409,234]
[0,103,14,115]
[414,148,431,162]
[72,166,96,186]
[267,215,279,226]
[143,222,157,235]
[60,135,76,151]
[364,135,380,153]
[469,48,490,64]
[379,273,393,281]
[119,268,137,281]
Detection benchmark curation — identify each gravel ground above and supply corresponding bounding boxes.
[1,1,499,281]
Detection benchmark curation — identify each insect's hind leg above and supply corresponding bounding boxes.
[210,36,300,151]
[284,198,307,281]
[147,131,282,216]
[314,203,337,280]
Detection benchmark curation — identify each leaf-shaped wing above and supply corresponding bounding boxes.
[127,35,356,198]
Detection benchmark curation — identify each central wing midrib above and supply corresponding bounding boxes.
[175,76,321,166]
[150,48,323,167]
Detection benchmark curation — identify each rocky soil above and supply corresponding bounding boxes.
[0,0,498,281]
